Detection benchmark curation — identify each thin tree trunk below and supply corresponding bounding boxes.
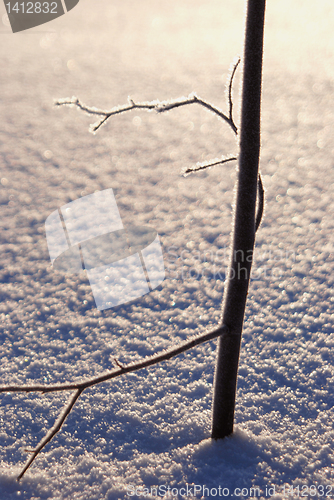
[211,0,266,439]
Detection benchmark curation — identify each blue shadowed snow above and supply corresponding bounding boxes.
[0,0,334,499]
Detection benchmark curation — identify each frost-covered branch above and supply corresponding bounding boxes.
[55,58,240,134]
[1,324,228,480]
[183,155,238,175]
[55,93,238,134]
[55,60,251,203]
[54,57,263,233]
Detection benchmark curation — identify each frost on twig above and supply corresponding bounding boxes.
[55,58,240,135]
[55,93,238,134]
[183,156,238,176]
[54,57,266,232]
[1,324,228,480]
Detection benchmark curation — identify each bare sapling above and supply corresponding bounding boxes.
[0,0,266,480]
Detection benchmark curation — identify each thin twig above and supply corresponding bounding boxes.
[55,94,237,134]
[17,389,82,482]
[156,94,237,134]
[228,58,241,128]
[183,155,263,234]
[0,325,228,395]
[1,324,228,480]
[255,173,264,232]
[113,358,125,369]
[183,156,237,175]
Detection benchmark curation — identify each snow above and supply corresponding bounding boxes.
[0,0,334,498]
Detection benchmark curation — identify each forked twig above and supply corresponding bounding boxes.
[55,58,264,231]
[1,324,228,480]
[55,58,240,135]
[55,94,238,134]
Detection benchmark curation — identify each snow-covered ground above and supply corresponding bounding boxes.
[0,0,334,498]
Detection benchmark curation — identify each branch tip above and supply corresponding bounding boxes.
[183,156,237,176]
[227,57,241,134]
[113,358,125,370]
